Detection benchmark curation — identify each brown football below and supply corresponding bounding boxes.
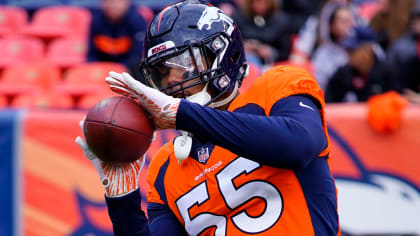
[83,96,155,163]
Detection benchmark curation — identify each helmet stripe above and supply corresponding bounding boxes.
[157,6,171,32]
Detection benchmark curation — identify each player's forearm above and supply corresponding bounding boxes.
[105,189,150,235]
[176,96,327,169]
[105,190,186,235]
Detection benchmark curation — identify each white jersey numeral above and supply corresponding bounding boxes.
[176,182,227,235]
[176,157,283,235]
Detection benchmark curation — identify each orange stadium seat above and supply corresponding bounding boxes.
[63,62,127,86]
[0,95,7,108]
[46,37,87,69]
[0,63,61,104]
[77,90,116,109]
[0,37,44,68]
[0,85,38,106]
[0,6,28,36]
[10,91,74,109]
[55,62,127,105]
[23,6,91,40]
[0,62,61,91]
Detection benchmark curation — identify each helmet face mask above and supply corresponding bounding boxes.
[140,0,247,106]
[141,33,227,98]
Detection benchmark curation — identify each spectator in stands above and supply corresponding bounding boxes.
[211,0,239,16]
[387,5,420,104]
[87,0,147,80]
[324,42,399,102]
[369,0,416,51]
[281,0,325,34]
[231,0,294,67]
[289,0,372,64]
[310,2,378,91]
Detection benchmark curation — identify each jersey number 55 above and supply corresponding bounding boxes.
[176,157,284,235]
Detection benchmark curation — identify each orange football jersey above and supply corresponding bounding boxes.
[147,66,338,235]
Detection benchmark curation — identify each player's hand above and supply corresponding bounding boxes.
[75,118,145,197]
[105,71,180,130]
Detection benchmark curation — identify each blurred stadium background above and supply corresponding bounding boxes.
[0,0,419,235]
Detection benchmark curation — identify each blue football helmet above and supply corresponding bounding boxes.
[140,0,248,107]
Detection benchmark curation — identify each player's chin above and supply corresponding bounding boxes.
[173,93,184,98]
[173,92,192,99]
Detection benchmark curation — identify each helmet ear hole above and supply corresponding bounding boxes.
[230,51,241,63]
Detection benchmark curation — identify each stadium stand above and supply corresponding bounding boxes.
[137,5,154,24]
[62,62,127,87]
[55,62,127,107]
[46,37,87,69]
[0,6,28,36]
[10,90,73,108]
[132,0,178,11]
[64,0,101,11]
[0,95,7,108]
[0,36,44,68]
[22,6,91,40]
[0,62,61,106]
[5,0,65,13]
[77,89,115,109]
[0,62,61,91]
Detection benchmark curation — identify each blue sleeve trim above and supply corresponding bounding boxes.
[154,157,170,205]
[176,96,327,169]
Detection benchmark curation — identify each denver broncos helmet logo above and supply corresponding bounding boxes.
[197,6,234,35]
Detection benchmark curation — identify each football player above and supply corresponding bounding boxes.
[76,0,340,235]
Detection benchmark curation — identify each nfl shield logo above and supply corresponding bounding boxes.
[197,147,209,163]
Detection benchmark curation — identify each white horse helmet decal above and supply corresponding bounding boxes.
[197,6,234,35]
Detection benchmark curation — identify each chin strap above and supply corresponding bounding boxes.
[174,69,244,163]
[209,81,239,108]
[185,80,240,109]
[174,131,192,164]
[173,82,239,163]
[186,83,212,105]
[174,84,210,164]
